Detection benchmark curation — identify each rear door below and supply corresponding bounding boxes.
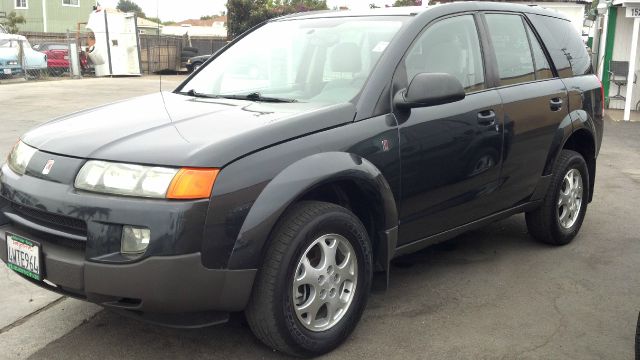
[396,13,505,245]
[480,12,570,211]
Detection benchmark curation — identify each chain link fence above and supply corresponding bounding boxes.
[1,29,227,81]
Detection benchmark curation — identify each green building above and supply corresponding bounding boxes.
[0,0,97,33]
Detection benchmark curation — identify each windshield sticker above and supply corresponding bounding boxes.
[372,41,389,53]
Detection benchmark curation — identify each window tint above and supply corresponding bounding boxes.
[526,24,553,79]
[404,15,485,93]
[485,14,535,86]
[528,14,591,77]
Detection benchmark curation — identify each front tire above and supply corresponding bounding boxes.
[526,149,589,245]
[245,201,373,357]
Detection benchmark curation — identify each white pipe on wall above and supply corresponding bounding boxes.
[624,17,640,121]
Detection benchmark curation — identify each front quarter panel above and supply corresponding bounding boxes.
[201,113,401,270]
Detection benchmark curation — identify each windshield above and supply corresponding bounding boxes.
[180,16,406,104]
[0,40,18,48]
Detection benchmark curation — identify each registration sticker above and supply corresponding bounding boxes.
[6,233,42,281]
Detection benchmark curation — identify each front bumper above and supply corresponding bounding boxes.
[0,157,256,318]
[0,66,23,75]
[0,225,255,314]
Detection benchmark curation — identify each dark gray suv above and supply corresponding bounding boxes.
[1,2,603,357]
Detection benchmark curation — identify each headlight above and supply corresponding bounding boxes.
[75,160,219,199]
[187,58,191,64]
[7,141,37,175]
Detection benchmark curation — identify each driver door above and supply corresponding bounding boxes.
[396,14,505,246]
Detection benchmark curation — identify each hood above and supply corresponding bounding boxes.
[22,92,356,167]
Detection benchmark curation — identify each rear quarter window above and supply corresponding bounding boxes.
[527,14,591,77]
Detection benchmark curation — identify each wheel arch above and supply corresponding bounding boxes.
[561,128,597,202]
[226,152,398,275]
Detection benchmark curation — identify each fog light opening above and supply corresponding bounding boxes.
[121,226,150,255]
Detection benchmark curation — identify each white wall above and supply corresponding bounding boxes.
[607,8,640,110]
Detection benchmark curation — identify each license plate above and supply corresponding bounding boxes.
[6,233,42,281]
[63,56,69,60]
[3,69,11,75]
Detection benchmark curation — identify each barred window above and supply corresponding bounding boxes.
[62,0,80,6]
[15,0,28,9]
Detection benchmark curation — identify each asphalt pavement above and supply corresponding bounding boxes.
[0,77,639,359]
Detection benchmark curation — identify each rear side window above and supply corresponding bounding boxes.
[485,14,535,86]
[525,24,553,80]
[404,15,485,93]
[527,14,591,77]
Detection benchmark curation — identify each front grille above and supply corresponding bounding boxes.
[10,202,87,237]
[12,222,86,250]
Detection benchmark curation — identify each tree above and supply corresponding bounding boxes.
[200,15,214,20]
[369,3,380,9]
[116,0,146,18]
[227,0,327,39]
[0,12,26,34]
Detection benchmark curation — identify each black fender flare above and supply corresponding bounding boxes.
[533,110,597,202]
[226,151,398,271]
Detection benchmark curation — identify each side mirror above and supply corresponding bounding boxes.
[394,73,465,110]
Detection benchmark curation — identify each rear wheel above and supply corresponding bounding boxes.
[526,149,589,245]
[245,201,372,357]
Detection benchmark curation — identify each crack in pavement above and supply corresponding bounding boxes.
[0,296,66,335]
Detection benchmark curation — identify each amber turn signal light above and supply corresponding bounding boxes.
[166,168,219,200]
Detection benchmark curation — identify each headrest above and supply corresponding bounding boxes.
[331,42,361,73]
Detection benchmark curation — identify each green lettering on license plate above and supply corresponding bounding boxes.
[6,263,40,281]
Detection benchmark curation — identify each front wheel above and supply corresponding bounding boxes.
[526,149,589,245]
[245,201,373,357]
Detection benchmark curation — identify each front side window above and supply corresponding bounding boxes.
[181,17,406,105]
[62,0,79,6]
[485,14,535,86]
[15,0,27,9]
[404,15,485,93]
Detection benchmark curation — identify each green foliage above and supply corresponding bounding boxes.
[227,0,328,39]
[117,0,146,18]
[369,3,380,9]
[201,15,214,20]
[393,0,421,6]
[1,11,26,34]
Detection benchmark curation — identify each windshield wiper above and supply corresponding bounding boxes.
[218,92,298,103]
[181,90,297,103]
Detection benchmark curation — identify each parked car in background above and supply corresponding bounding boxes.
[0,2,603,357]
[0,34,47,76]
[186,54,211,73]
[32,42,89,76]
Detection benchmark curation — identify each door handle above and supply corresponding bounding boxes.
[550,97,563,111]
[477,110,496,126]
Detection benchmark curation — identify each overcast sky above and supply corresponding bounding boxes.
[99,0,399,22]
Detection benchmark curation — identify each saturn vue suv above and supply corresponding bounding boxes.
[0,2,603,357]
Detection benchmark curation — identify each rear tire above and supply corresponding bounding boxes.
[245,201,372,357]
[526,149,589,245]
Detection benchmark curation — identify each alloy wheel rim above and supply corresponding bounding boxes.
[292,234,358,332]
[557,168,583,229]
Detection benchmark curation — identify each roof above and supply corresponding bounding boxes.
[0,33,26,40]
[137,17,162,29]
[177,16,227,27]
[275,2,571,21]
